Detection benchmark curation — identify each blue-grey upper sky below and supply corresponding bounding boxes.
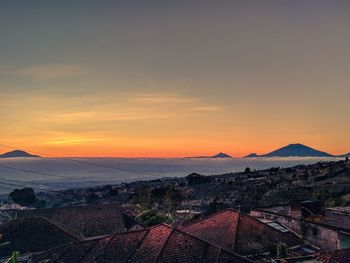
[1,1,350,157]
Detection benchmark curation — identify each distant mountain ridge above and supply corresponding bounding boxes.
[0,150,40,158]
[245,153,259,157]
[186,152,232,159]
[338,152,350,157]
[246,143,334,157]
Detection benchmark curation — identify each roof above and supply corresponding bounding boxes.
[315,249,350,263]
[31,224,251,263]
[16,203,126,237]
[0,217,80,257]
[256,205,350,232]
[180,209,303,256]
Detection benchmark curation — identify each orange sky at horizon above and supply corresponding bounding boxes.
[1,1,350,158]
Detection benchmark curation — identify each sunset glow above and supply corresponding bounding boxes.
[1,1,350,157]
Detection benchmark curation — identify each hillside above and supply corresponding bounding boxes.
[260,143,333,157]
[0,150,40,158]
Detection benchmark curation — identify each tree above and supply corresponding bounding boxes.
[276,242,288,258]
[244,167,251,173]
[136,210,167,227]
[86,192,99,204]
[131,186,151,210]
[9,188,36,206]
[208,195,219,214]
[164,188,183,214]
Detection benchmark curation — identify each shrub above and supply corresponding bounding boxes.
[9,188,36,206]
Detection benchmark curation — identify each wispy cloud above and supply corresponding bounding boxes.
[36,91,225,126]
[131,93,196,104]
[44,136,106,145]
[16,63,83,80]
[189,106,225,112]
[51,109,172,124]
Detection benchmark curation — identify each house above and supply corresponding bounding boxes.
[315,248,350,263]
[15,203,129,237]
[31,224,251,263]
[250,200,350,250]
[0,217,80,258]
[271,248,350,262]
[179,209,305,259]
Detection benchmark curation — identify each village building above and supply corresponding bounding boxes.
[31,223,251,263]
[0,217,81,259]
[179,209,315,261]
[250,200,350,251]
[14,203,136,238]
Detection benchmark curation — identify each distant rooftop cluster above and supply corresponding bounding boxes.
[0,201,348,262]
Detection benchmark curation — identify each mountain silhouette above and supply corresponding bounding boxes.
[260,143,333,157]
[186,152,232,159]
[212,152,232,158]
[0,150,40,158]
[245,153,259,157]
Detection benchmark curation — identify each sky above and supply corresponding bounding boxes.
[1,0,350,157]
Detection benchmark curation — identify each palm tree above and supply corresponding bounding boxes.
[4,251,19,263]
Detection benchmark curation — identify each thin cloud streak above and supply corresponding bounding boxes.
[15,63,83,80]
[189,106,225,112]
[131,93,196,104]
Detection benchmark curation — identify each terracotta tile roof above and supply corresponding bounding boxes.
[180,209,303,256]
[180,209,239,250]
[31,224,251,263]
[93,229,149,262]
[16,203,126,237]
[156,229,250,263]
[0,217,80,257]
[127,224,172,262]
[315,249,350,263]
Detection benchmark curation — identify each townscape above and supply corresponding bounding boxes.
[2,1,350,262]
[0,157,349,262]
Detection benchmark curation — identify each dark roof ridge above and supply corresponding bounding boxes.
[32,242,74,263]
[154,228,175,263]
[108,222,171,237]
[199,242,210,263]
[81,234,115,263]
[0,217,82,241]
[173,227,252,262]
[125,227,154,263]
[231,210,241,251]
[69,238,102,263]
[179,208,240,228]
[215,248,222,263]
[40,217,83,241]
[254,203,290,210]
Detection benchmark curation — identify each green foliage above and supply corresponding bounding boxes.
[9,188,36,206]
[276,242,288,259]
[144,214,166,227]
[325,197,341,208]
[4,251,19,263]
[137,210,167,227]
[312,189,342,207]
